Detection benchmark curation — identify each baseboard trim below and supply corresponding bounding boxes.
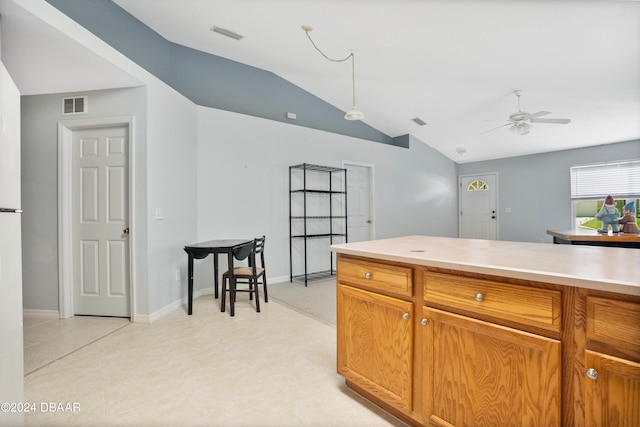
[22,309,60,318]
[23,277,291,324]
[269,275,293,284]
[142,287,216,323]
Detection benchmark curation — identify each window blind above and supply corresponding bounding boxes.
[570,159,640,199]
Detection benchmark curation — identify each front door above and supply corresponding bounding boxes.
[459,173,498,240]
[345,163,373,242]
[72,126,130,317]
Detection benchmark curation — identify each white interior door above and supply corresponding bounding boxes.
[72,126,130,317]
[459,173,498,240]
[345,163,373,242]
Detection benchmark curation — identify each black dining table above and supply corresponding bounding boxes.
[183,238,252,316]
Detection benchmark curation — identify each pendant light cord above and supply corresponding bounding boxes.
[304,29,358,110]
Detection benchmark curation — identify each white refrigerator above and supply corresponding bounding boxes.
[0,60,25,427]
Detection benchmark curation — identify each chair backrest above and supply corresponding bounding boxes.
[254,236,266,267]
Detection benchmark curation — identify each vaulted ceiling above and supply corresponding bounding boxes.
[2,0,639,163]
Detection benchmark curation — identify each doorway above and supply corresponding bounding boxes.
[58,117,135,319]
[459,173,498,240]
[343,162,374,242]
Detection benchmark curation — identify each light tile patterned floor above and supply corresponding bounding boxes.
[23,293,407,427]
[268,278,336,326]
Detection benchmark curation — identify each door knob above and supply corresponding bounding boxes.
[123,227,130,235]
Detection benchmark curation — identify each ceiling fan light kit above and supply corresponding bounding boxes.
[482,90,571,136]
[302,25,364,121]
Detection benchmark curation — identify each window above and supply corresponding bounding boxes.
[571,160,640,230]
[570,159,640,200]
[467,180,489,191]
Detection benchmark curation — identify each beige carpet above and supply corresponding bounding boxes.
[267,277,336,326]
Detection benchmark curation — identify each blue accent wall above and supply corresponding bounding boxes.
[46,0,398,146]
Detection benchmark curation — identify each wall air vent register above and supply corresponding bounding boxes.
[62,96,87,115]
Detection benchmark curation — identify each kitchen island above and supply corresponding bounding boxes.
[331,236,640,427]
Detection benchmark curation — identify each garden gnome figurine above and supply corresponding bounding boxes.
[595,195,620,233]
[618,201,640,234]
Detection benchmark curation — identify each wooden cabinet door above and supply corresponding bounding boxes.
[584,350,640,426]
[422,307,561,427]
[337,284,414,413]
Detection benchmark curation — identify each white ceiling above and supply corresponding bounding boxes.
[0,0,142,95]
[2,0,639,163]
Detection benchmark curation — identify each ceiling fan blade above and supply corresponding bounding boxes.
[480,123,510,135]
[530,118,571,124]
[527,111,551,119]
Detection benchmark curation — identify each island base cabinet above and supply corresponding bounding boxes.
[584,351,640,426]
[422,307,562,427]
[337,284,414,414]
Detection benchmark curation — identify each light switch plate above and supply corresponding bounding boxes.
[155,208,164,220]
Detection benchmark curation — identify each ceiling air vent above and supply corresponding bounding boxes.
[210,26,244,40]
[62,96,87,115]
[412,117,427,126]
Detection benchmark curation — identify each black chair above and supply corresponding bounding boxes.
[221,236,267,314]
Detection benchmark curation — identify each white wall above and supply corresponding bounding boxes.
[144,80,198,315]
[21,87,148,311]
[21,84,199,318]
[195,107,459,287]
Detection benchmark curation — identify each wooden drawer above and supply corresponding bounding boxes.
[587,296,640,361]
[337,256,413,298]
[424,271,561,333]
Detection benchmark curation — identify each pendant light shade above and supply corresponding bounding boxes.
[345,107,365,121]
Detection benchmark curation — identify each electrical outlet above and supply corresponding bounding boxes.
[155,208,164,220]
[175,269,180,282]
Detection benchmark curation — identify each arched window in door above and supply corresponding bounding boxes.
[467,180,489,191]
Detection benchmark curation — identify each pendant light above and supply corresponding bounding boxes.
[302,25,364,121]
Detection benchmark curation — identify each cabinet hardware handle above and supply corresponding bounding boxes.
[586,368,599,381]
[402,313,410,320]
[364,272,372,279]
[421,318,428,326]
[475,293,484,302]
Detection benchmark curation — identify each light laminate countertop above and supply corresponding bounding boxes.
[331,235,640,296]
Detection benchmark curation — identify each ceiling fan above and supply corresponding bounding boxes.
[482,90,571,136]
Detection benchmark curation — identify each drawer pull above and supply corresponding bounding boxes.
[421,318,428,326]
[402,313,410,320]
[475,293,484,302]
[364,272,372,279]
[586,368,599,381]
